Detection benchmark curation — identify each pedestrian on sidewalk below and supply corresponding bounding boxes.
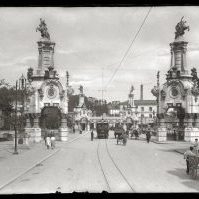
[46,134,51,149]
[146,128,151,143]
[193,138,199,155]
[44,132,47,146]
[91,130,94,141]
[51,133,56,149]
[184,146,196,174]
[73,125,75,133]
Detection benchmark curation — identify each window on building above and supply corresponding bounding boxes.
[44,103,50,107]
[141,114,144,118]
[53,103,59,107]
[141,107,144,111]
[149,107,152,112]
[149,114,152,118]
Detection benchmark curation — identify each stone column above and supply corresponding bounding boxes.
[185,113,199,142]
[59,113,69,141]
[184,113,194,142]
[157,113,167,142]
[87,122,90,132]
[195,114,199,128]
[24,114,32,146]
[32,113,41,143]
[25,115,31,128]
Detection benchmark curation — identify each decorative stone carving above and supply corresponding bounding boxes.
[36,18,50,40]
[151,86,159,97]
[38,88,44,100]
[160,90,166,100]
[59,90,65,100]
[175,16,190,39]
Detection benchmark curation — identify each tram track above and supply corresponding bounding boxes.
[97,138,136,193]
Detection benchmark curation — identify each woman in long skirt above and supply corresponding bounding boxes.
[46,135,51,149]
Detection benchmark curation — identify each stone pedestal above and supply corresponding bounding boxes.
[25,117,31,128]
[24,128,34,144]
[156,118,167,142]
[34,128,41,143]
[59,114,68,141]
[184,127,199,142]
[157,127,167,142]
[59,128,69,141]
[32,114,41,143]
[87,123,90,131]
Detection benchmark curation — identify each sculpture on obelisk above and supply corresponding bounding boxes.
[175,16,190,39]
[36,18,50,40]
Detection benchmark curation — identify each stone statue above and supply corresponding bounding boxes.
[36,18,50,40]
[79,85,83,94]
[175,16,190,39]
[191,67,198,81]
[130,85,134,94]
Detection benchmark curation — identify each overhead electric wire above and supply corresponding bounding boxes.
[105,7,153,90]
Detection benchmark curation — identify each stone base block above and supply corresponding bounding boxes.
[34,128,41,143]
[59,128,69,141]
[24,128,41,143]
[156,127,167,142]
[24,128,34,144]
[184,127,199,142]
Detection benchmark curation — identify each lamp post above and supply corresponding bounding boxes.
[13,80,18,155]
[13,74,27,155]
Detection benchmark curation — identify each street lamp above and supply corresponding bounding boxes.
[13,74,27,155]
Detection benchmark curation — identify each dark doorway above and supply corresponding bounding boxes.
[165,106,185,141]
[40,106,61,129]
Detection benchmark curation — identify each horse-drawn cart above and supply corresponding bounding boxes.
[129,129,139,140]
[114,126,127,145]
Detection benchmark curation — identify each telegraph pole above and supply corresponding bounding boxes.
[157,71,160,127]
[13,80,18,155]
[98,67,106,119]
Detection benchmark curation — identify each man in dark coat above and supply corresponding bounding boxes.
[146,128,151,143]
[91,130,94,141]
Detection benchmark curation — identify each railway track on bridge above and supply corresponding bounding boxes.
[97,138,136,193]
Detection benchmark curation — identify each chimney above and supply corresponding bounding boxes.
[140,84,143,100]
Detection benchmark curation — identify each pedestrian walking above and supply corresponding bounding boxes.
[193,138,199,154]
[44,133,47,146]
[73,125,75,133]
[51,134,56,149]
[91,130,94,141]
[184,146,196,174]
[146,129,151,143]
[122,131,128,146]
[46,134,51,149]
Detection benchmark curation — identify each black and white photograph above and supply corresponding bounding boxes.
[0,6,199,194]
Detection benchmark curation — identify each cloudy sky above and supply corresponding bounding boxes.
[0,6,199,102]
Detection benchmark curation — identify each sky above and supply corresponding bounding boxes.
[0,6,199,102]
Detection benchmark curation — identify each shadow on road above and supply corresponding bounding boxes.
[167,168,199,191]
[157,148,177,153]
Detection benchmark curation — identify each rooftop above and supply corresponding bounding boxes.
[134,100,157,106]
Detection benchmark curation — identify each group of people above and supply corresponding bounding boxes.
[184,138,199,174]
[44,131,56,149]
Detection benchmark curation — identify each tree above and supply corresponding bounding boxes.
[0,79,16,130]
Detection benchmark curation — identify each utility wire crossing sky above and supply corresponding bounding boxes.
[0,7,199,102]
